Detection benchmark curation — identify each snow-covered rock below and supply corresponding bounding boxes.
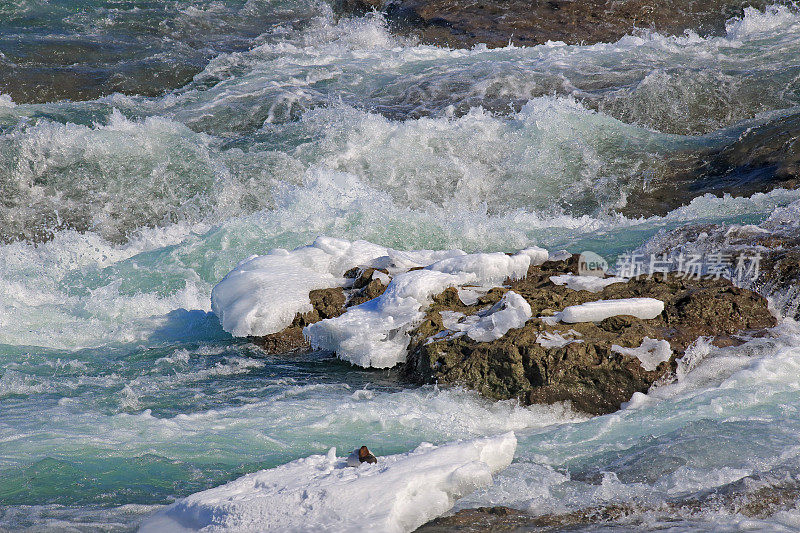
[138,433,517,533]
[305,252,534,368]
[211,237,538,341]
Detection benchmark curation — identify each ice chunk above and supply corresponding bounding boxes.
[549,274,627,293]
[548,249,572,262]
[517,246,550,266]
[457,288,481,306]
[560,298,664,323]
[138,432,517,533]
[305,251,535,368]
[427,252,531,284]
[211,237,390,337]
[536,329,584,348]
[612,337,673,371]
[466,291,532,342]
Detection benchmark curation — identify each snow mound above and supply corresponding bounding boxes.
[549,274,627,293]
[211,237,387,337]
[305,251,534,368]
[612,337,673,371]
[559,297,665,323]
[138,432,517,533]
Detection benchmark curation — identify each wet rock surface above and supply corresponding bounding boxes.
[414,469,800,531]
[403,255,775,415]
[636,205,800,321]
[340,0,774,49]
[620,111,800,218]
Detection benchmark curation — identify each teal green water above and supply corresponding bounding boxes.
[2,2,800,531]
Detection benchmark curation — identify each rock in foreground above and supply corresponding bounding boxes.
[404,255,775,415]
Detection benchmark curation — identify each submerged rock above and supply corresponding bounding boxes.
[620,111,800,218]
[403,255,775,415]
[635,203,800,321]
[339,0,776,49]
[415,466,800,531]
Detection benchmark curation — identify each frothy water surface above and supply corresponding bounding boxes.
[2,3,800,531]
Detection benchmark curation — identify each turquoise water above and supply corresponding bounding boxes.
[2,1,800,530]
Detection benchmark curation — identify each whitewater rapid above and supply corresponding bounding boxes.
[2,2,800,531]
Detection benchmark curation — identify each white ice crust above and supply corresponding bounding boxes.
[612,337,673,371]
[536,329,584,348]
[210,237,465,337]
[305,268,477,368]
[305,251,534,368]
[559,298,665,323]
[465,291,532,342]
[549,274,627,293]
[429,291,532,344]
[138,432,517,533]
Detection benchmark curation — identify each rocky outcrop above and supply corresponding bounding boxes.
[415,469,800,531]
[403,255,775,415]
[635,204,800,321]
[338,0,776,49]
[248,249,776,415]
[250,268,388,353]
[619,111,800,218]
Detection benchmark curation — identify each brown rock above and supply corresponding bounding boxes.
[362,0,777,50]
[404,255,776,415]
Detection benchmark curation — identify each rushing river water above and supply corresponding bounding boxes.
[2,1,800,530]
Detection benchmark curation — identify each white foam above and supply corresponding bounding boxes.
[138,432,517,533]
[612,337,673,371]
[559,298,665,323]
[549,274,627,293]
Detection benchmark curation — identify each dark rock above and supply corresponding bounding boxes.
[414,506,536,532]
[620,111,800,218]
[636,216,800,320]
[346,268,391,307]
[341,0,777,50]
[250,287,347,353]
[414,469,800,531]
[404,255,776,415]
